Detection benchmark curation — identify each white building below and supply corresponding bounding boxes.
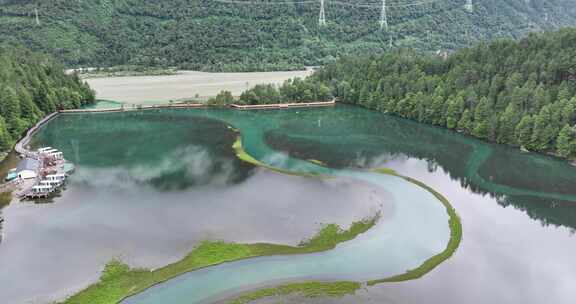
[32,185,52,194]
[16,158,39,180]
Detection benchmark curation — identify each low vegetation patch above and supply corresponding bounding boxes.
[370,167,398,175]
[232,137,326,178]
[0,191,11,207]
[63,136,460,304]
[227,165,462,303]
[77,66,177,79]
[60,215,379,304]
[366,172,462,284]
[307,159,326,166]
[229,281,361,304]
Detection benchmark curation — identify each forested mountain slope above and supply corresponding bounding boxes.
[0,0,575,71]
[307,28,576,159]
[0,47,95,153]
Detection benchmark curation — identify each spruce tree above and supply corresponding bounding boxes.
[515,115,534,149]
[557,125,575,158]
[458,109,473,133]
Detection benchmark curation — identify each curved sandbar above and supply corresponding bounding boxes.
[222,145,461,303]
[119,131,458,303]
[62,216,379,304]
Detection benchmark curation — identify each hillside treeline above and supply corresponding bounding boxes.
[0,47,95,152]
[310,28,576,158]
[208,77,332,105]
[1,0,575,71]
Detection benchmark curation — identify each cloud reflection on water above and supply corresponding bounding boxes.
[0,164,391,303]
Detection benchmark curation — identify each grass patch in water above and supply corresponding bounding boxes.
[366,171,462,284]
[229,281,361,304]
[60,215,379,304]
[232,137,326,178]
[371,167,398,175]
[230,167,462,303]
[307,159,326,166]
[62,136,461,304]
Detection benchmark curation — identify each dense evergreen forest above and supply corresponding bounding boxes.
[0,47,95,153]
[208,77,332,105]
[235,28,576,159]
[0,0,575,71]
[317,28,576,159]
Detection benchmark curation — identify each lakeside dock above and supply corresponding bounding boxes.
[10,147,72,199]
[6,111,74,199]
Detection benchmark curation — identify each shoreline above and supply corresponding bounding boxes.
[0,100,335,203]
[60,100,336,114]
[70,67,315,80]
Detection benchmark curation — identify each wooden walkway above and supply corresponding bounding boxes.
[230,100,335,110]
[14,112,59,159]
[59,103,206,113]
[60,100,336,114]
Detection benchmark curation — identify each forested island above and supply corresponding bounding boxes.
[0,47,95,155]
[1,0,575,71]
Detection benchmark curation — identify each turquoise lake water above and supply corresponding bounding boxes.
[1,104,576,303]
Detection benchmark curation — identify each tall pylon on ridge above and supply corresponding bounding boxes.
[34,7,40,26]
[380,0,388,31]
[465,0,474,13]
[319,0,327,26]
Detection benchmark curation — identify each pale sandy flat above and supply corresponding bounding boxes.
[85,70,313,104]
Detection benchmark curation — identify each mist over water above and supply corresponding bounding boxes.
[0,110,389,304]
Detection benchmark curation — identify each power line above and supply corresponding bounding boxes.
[331,0,445,9]
[212,0,317,5]
[210,0,462,32]
[212,0,446,8]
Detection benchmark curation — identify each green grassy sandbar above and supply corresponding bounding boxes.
[60,215,379,304]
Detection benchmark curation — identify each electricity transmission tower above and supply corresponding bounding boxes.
[319,0,327,26]
[34,8,40,26]
[380,0,388,31]
[465,0,474,12]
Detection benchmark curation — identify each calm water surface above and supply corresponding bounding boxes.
[0,105,575,304]
[0,110,390,303]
